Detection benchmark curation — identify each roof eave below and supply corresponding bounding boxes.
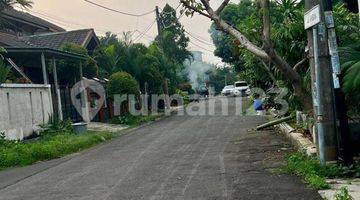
[4,47,88,60]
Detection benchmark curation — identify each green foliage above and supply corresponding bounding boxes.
[0,131,113,170]
[108,72,139,97]
[209,0,359,110]
[285,153,330,189]
[0,59,10,84]
[95,32,188,94]
[285,152,360,189]
[39,116,74,137]
[110,114,160,126]
[176,89,190,105]
[59,43,98,84]
[339,42,360,115]
[206,67,237,94]
[156,4,192,64]
[334,187,354,200]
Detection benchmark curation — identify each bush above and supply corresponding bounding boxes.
[175,89,190,105]
[108,71,140,97]
[110,114,159,126]
[39,116,74,137]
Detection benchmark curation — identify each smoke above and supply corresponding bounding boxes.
[184,51,213,89]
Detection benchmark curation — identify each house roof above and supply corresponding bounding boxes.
[0,32,33,48]
[2,8,66,32]
[23,29,100,50]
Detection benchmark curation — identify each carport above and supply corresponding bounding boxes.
[3,47,89,122]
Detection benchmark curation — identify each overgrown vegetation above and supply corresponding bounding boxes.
[0,131,113,170]
[110,114,161,127]
[95,4,192,97]
[334,187,354,200]
[284,152,360,189]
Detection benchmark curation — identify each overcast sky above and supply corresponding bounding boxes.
[22,0,239,64]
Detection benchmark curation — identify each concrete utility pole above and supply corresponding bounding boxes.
[323,0,353,164]
[155,6,162,35]
[155,6,171,109]
[305,0,338,163]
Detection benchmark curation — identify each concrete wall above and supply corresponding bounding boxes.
[0,84,53,140]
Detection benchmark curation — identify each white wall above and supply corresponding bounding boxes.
[0,84,53,140]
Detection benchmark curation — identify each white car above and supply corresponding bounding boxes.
[221,85,235,96]
[233,81,251,96]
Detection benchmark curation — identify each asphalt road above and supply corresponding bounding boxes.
[0,97,321,200]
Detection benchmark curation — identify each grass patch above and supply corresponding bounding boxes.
[334,187,354,200]
[0,131,113,170]
[110,114,162,127]
[284,152,360,189]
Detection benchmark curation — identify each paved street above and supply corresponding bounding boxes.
[0,98,321,200]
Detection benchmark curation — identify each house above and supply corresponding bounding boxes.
[0,8,65,35]
[0,8,102,139]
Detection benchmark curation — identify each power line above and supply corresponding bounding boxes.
[185,31,215,47]
[24,8,152,38]
[189,40,214,53]
[134,20,156,42]
[84,0,155,17]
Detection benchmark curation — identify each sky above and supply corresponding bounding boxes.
[21,0,239,64]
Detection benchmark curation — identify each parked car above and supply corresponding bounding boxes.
[233,81,251,97]
[221,85,235,96]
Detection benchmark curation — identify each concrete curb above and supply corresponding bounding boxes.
[274,122,317,156]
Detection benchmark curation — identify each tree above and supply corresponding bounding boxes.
[181,0,312,109]
[206,66,237,94]
[156,4,192,64]
[339,42,360,115]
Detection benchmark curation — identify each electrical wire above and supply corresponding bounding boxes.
[185,30,213,45]
[189,40,214,53]
[185,31,214,47]
[133,20,156,42]
[84,0,155,17]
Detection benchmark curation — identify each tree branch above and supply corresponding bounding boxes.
[181,0,311,109]
[215,0,230,14]
[260,60,277,84]
[180,0,213,19]
[293,57,307,71]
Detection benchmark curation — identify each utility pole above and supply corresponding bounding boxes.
[323,0,353,164]
[155,6,162,35]
[305,0,338,164]
[155,6,170,109]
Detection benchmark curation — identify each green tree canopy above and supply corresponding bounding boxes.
[108,72,139,97]
[155,4,192,64]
